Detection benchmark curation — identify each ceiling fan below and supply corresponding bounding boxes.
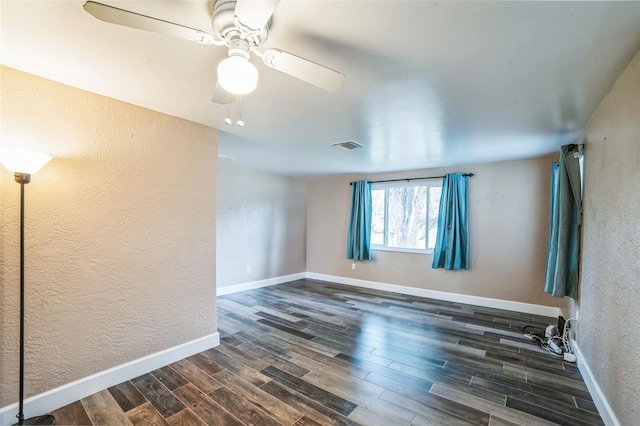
[83,0,345,105]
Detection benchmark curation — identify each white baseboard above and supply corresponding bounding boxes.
[571,340,620,426]
[306,272,562,318]
[0,332,219,424]
[217,272,306,296]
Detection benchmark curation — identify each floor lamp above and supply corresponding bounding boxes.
[0,150,55,426]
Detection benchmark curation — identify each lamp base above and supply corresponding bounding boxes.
[12,414,55,425]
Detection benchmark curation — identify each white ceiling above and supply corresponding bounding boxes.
[2,1,639,176]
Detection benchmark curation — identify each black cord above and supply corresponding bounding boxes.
[522,326,545,336]
[522,326,546,346]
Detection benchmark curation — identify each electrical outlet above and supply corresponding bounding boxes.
[246,266,251,274]
[351,263,356,270]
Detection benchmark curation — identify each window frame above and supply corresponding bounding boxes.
[371,179,443,255]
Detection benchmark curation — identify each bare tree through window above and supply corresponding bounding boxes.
[371,181,442,252]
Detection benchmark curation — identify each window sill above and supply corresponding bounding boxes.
[372,246,434,255]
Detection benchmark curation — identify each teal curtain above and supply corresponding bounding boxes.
[432,173,469,270]
[545,144,582,299]
[347,180,373,261]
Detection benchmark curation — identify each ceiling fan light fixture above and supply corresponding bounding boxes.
[217,56,258,95]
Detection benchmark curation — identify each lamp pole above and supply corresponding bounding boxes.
[0,150,54,425]
[18,174,27,424]
[13,173,31,425]
[11,172,55,426]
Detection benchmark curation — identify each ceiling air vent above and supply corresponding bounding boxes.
[331,140,364,151]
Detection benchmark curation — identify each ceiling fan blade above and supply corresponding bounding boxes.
[262,49,345,92]
[83,1,215,44]
[234,0,281,31]
[212,81,236,105]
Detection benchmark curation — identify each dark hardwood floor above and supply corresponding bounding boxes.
[51,279,602,425]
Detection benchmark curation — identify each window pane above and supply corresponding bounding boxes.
[387,186,427,249]
[371,189,385,245]
[427,186,442,249]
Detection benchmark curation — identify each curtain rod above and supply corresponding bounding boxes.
[350,173,474,185]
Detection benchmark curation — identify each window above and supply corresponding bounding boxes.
[371,180,442,253]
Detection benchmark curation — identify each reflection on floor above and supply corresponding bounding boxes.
[52,279,602,426]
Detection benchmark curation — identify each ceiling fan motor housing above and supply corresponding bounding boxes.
[227,37,250,59]
[212,0,270,47]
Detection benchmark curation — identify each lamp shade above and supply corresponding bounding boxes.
[0,149,52,175]
[217,56,258,95]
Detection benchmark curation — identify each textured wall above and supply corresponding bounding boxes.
[216,164,306,287]
[0,66,218,408]
[307,156,561,307]
[561,52,639,424]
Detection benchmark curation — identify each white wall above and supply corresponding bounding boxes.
[216,164,306,288]
[0,66,218,408]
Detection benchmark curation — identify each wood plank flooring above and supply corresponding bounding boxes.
[51,279,603,425]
